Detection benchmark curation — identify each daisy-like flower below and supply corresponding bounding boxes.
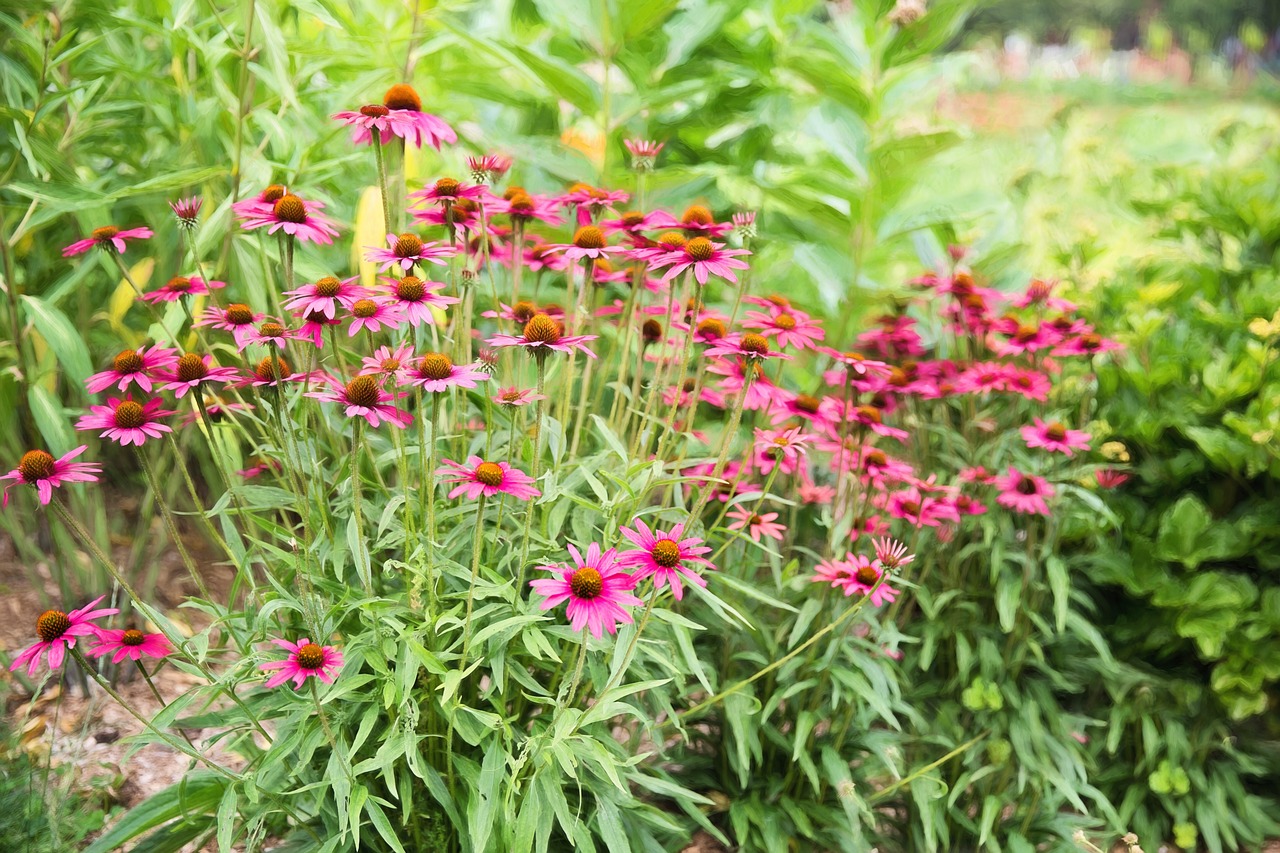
[331,104,397,145]
[649,237,750,285]
[743,306,825,350]
[140,275,226,304]
[238,320,306,352]
[847,404,909,442]
[402,352,488,393]
[238,456,281,479]
[770,391,841,431]
[168,196,203,230]
[487,313,597,359]
[709,359,785,411]
[732,211,757,240]
[365,233,454,273]
[1014,278,1077,312]
[993,318,1055,356]
[676,204,733,236]
[994,467,1055,516]
[197,303,265,345]
[617,520,714,601]
[87,628,173,664]
[283,275,369,320]
[623,139,664,171]
[239,192,340,245]
[467,154,512,185]
[346,297,403,336]
[1096,469,1130,489]
[85,345,179,394]
[409,177,487,208]
[231,184,288,219]
[240,356,301,389]
[492,386,546,408]
[601,209,679,236]
[886,487,960,528]
[1022,418,1091,456]
[811,556,898,607]
[726,508,786,542]
[1005,368,1052,402]
[156,353,240,398]
[873,537,916,571]
[76,397,175,447]
[1052,332,1123,358]
[489,192,564,228]
[306,375,412,429]
[552,226,628,263]
[359,344,416,380]
[705,332,791,362]
[754,426,814,474]
[530,543,643,638]
[379,275,458,327]
[1,447,100,508]
[9,596,119,676]
[376,83,457,150]
[560,185,630,224]
[437,456,541,501]
[295,309,341,348]
[62,225,153,257]
[260,637,344,689]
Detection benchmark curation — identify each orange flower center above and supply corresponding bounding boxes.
[512,301,537,323]
[91,226,120,242]
[434,177,461,197]
[523,314,561,344]
[18,450,55,481]
[1045,423,1068,441]
[296,643,326,669]
[394,277,425,302]
[254,357,290,382]
[226,304,254,325]
[652,539,682,568]
[889,367,910,387]
[345,376,380,407]
[573,226,605,250]
[259,322,285,338]
[176,353,208,382]
[503,185,527,201]
[1016,478,1039,495]
[167,276,191,292]
[507,193,534,216]
[113,401,146,429]
[569,566,604,600]
[383,83,422,112]
[394,234,424,257]
[621,211,645,227]
[794,394,820,414]
[856,405,882,425]
[273,194,307,223]
[685,237,714,262]
[774,313,797,331]
[262,185,287,203]
[1014,323,1039,343]
[36,610,71,642]
[314,276,342,297]
[864,449,887,468]
[642,319,663,341]
[658,232,687,249]
[740,333,770,356]
[419,353,453,380]
[681,205,713,226]
[360,104,389,117]
[352,299,379,319]
[474,462,505,487]
[113,350,144,374]
[855,565,879,586]
[697,318,726,340]
[121,629,146,646]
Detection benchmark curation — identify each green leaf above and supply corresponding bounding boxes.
[21,295,93,384]
[83,774,226,853]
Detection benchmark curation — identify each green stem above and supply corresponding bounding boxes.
[372,135,393,237]
[135,447,209,601]
[350,420,373,595]
[458,493,488,671]
[564,636,589,706]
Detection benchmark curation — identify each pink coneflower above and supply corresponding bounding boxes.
[708,359,784,411]
[157,353,240,398]
[359,344,416,380]
[732,211,757,240]
[754,426,814,474]
[1004,368,1052,402]
[726,508,786,542]
[1022,418,1091,456]
[231,184,289,219]
[1,447,100,508]
[662,378,726,410]
[492,386,545,408]
[551,226,627,263]
[467,154,512,185]
[993,318,1055,356]
[437,456,541,501]
[76,397,174,447]
[617,520,713,601]
[140,275,225,304]
[239,356,302,389]
[239,192,340,245]
[601,209,679,236]
[379,275,458,327]
[994,468,1055,516]
[623,139,664,171]
[770,391,841,431]
[332,104,396,145]
[953,362,1010,395]
[1096,469,1130,489]
[305,375,412,429]
[62,225,153,257]
[560,185,630,224]
[197,303,265,345]
[487,313,597,359]
[283,275,369,320]
[847,404,909,442]
[87,628,173,663]
[649,237,749,285]
[9,596,118,676]
[238,457,281,479]
[260,638,344,689]
[798,475,837,505]
[873,537,915,571]
[1014,278,1077,312]
[238,320,306,351]
[85,345,179,394]
[676,204,732,236]
[409,177,487,207]
[296,309,342,348]
[376,84,457,150]
[402,352,488,393]
[705,333,791,362]
[1053,332,1123,358]
[365,233,454,273]
[886,487,960,528]
[811,555,898,607]
[743,307,825,350]
[530,543,643,638]
[490,193,564,228]
[346,297,403,336]
[483,301,563,324]
[169,196,203,230]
